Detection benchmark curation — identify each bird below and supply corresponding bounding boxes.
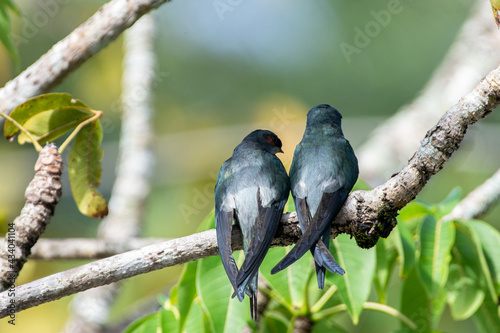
[271,104,358,289]
[215,129,290,320]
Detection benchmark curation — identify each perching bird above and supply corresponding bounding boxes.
[215,129,290,320]
[271,104,358,289]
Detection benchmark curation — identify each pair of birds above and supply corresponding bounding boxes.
[214,104,359,320]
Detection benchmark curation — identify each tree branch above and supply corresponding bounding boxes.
[0,143,63,291]
[0,64,499,318]
[357,0,500,185]
[443,167,500,222]
[0,238,169,260]
[0,0,168,119]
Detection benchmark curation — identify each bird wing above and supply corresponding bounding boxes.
[235,188,286,299]
[271,189,346,274]
[215,208,239,293]
[215,160,240,293]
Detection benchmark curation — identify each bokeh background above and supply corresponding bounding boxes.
[0,0,499,332]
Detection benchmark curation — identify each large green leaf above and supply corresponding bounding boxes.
[159,308,180,333]
[373,237,398,303]
[417,215,455,298]
[170,261,198,333]
[260,246,293,306]
[400,268,431,332]
[446,225,485,320]
[468,220,500,296]
[196,254,249,333]
[182,300,210,333]
[326,234,376,324]
[4,93,93,141]
[393,218,417,278]
[68,119,108,218]
[123,312,159,333]
[472,291,500,333]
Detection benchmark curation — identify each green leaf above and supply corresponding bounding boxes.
[398,201,433,223]
[393,219,417,278]
[159,308,180,333]
[468,220,500,296]
[417,215,455,298]
[0,0,18,63]
[434,187,462,218]
[123,312,159,333]
[68,120,108,218]
[171,261,198,333]
[4,93,93,141]
[260,246,293,307]
[17,108,92,145]
[446,225,485,320]
[196,254,249,333]
[491,0,500,27]
[472,292,500,333]
[326,234,376,324]
[400,268,431,332]
[183,300,210,333]
[374,237,397,303]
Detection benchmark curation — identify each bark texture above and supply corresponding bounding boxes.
[0,143,63,291]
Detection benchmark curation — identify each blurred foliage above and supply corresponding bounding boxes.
[125,189,500,332]
[0,0,18,63]
[0,0,499,332]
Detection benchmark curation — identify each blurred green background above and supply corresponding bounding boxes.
[0,0,499,332]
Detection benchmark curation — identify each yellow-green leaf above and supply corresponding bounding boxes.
[18,108,92,145]
[492,0,500,27]
[4,93,93,141]
[68,119,108,218]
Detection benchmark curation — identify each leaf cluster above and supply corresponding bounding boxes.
[125,188,500,332]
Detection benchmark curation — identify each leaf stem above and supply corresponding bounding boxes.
[0,112,43,151]
[59,110,102,153]
[310,284,337,313]
[312,301,417,330]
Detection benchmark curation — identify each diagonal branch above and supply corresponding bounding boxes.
[0,0,168,119]
[443,167,500,222]
[0,64,499,318]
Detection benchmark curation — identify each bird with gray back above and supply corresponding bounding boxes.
[271,104,358,289]
[215,129,290,320]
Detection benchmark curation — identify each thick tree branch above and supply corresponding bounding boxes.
[0,143,63,291]
[0,65,499,318]
[0,0,168,119]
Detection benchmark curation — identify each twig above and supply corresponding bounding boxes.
[0,0,169,120]
[0,238,168,260]
[0,64,499,317]
[357,1,500,185]
[0,143,63,291]
[443,168,500,222]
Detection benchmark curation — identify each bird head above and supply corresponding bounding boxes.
[242,129,284,155]
[306,104,343,128]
